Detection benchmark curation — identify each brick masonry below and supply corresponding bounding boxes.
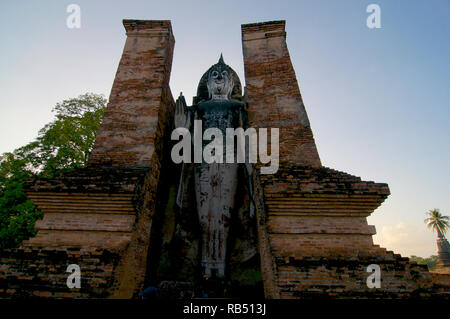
[0,19,447,299]
[242,21,438,298]
[89,20,175,167]
[242,21,321,168]
[0,20,175,298]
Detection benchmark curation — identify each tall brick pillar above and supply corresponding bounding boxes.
[242,21,432,299]
[93,20,177,298]
[0,20,176,299]
[242,21,321,167]
[89,20,175,167]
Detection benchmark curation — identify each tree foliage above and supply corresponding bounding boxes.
[0,93,106,249]
[409,255,439,270]
[424,208,449,236]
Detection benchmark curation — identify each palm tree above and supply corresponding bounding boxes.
[424,209,449,236]
[425,209,450,268]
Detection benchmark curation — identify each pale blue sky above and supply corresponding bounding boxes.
[0,0,449,257]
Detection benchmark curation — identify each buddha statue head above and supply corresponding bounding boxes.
[207,54,234,100]
[195,54,242,104]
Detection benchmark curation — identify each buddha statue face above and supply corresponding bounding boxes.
[207,58,234,100]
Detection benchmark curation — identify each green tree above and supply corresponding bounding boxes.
[0,152,40,249]
[424,208,450,236]
[409,255,439,270]
[14,93,107,177]
[0,93,106,249]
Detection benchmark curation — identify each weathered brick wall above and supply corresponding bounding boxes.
[0,167,146,298]
[0,247,120,298]
[430,271,450,296]
[242,21,436,298]
[22,167,145,249]
[89,20,175,167]
[242,21,321,168]
[108,27,176,296]
[262,165,388,257]
[259,165,433,298]
[0,18,443,299]
[277,254,432,299]
[0,20,176,299]
[112,93,175,297]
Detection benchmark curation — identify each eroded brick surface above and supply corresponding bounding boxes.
[0,19,446,299]
[0,20,175,299]
[89,20,175,167]
[242,21,438,298]
[242,21,321,168]
[0,247,120,298]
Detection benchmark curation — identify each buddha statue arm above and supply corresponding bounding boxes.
[174,93,193,209]
[174,92,192,129]
[238,102,256,219]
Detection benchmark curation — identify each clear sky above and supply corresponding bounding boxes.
[0,0,449,257]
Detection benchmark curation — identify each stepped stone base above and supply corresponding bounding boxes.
[0,19,176,298]
[277,253,432,299]
[252,164,435,298]
[0,247,119,298]
[430,268,450,297]
[0,166,157,298]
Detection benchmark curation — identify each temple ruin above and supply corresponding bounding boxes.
[0,19,448,299]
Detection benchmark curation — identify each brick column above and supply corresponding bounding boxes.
[1,20,177,299]
[89,20,175,167]
[241,21,321,167]
[241,21,433,299]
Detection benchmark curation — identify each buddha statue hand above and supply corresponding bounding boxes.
[175,92,190,129]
